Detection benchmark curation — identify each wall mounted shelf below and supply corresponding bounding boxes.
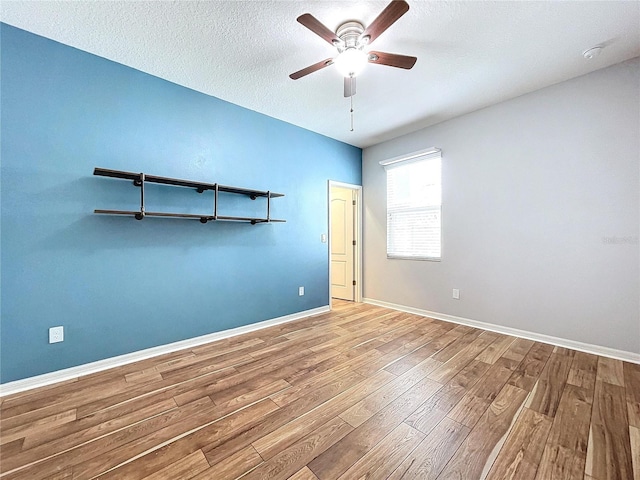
[93,167,285,224]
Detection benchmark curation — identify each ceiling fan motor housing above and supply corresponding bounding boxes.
[335,21,366,52]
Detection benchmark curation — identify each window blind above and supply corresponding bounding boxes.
[381,148,441,260]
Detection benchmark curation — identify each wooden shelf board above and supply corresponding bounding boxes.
[94,210,285,223]
[217,185,284,198]
[94,168,284,198]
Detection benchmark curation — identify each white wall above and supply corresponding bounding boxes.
[363,58,640,355]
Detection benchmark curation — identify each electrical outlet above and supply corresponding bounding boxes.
[321,234,327,243]
[49,326,64,343]
[452,289,460,300]
[299,286,305,296]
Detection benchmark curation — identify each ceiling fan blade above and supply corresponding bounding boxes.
[289,58,334,80]
[344,76,356,97]
[368,51,417,69]
[360,0,409,45]
[297,14,341,45]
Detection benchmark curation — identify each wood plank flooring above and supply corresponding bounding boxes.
[1,300,638,479]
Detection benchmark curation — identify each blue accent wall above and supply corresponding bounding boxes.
[0,24,362,383]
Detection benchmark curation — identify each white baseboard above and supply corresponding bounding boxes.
[364,298,640,364]
[0,305,330,397]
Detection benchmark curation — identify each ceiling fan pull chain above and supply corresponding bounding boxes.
[350,75,355,132]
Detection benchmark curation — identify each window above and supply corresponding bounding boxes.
[381,148,442,260]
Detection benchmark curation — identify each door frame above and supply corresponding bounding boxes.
[328,180,363,307]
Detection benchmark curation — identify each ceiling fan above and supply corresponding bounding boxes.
[289,0,417,98]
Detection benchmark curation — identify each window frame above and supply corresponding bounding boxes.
[380,148,442,262]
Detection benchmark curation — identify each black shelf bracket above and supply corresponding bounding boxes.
[137,173,145,220]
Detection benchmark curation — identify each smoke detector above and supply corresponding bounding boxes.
[583,46,603,60]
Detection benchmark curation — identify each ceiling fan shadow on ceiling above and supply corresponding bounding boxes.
[289,0,417,100]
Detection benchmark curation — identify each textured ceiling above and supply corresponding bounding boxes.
[1,1,639,148]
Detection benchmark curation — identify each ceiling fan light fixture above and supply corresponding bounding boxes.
[334,47,368,77]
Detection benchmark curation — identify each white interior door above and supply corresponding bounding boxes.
[331,186,355,301]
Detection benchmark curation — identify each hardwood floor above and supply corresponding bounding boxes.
[1,300,638,479]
